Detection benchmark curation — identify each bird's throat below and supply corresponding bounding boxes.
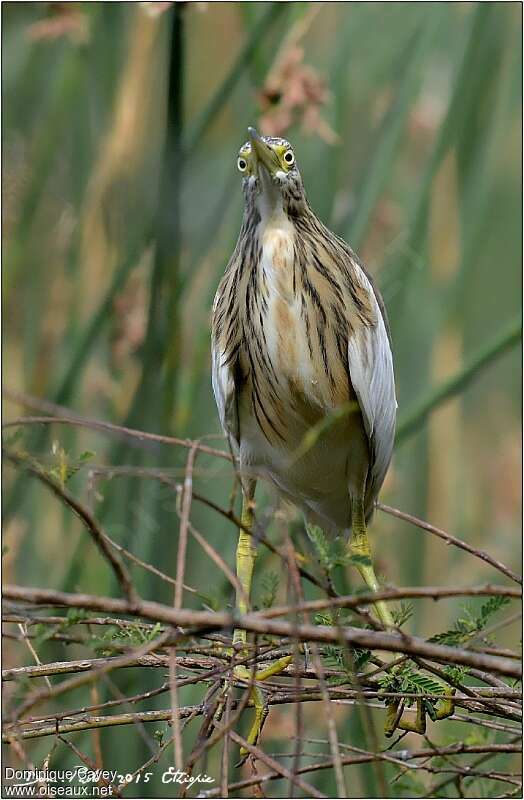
[255,164,284,222]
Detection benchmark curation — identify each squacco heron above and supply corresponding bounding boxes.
[211,128,451,747]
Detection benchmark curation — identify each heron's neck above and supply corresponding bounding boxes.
[255,170,285,225]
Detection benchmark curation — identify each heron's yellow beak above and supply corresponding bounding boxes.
[248,127,280,178]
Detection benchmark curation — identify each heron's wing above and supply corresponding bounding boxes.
[211,346,240,449]
[347,270,397,497]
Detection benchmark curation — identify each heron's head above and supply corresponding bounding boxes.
[237,127,307,219]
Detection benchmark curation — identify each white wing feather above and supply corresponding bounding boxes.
[347,270,397,496]
[211,344,239,449]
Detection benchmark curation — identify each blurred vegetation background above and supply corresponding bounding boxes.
[3,2,522,797]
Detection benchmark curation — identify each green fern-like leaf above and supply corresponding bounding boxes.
[97,622,164,651]
[429,595,512,647]
[306,526,352,572]
[392,601,414,627]
[66,607,88,625]
[45,443,96,487]
[323,644,345,671]
[442,664,470,683]
[428,629,466,646]
[478,595,510,625]
[306,525,333,570]
[315,608,355,628]
[406,672,447,696]
[379,661,450,707]
[353,647,372,671]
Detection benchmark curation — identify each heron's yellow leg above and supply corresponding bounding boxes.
[434,689,455,720]
[384,688,455,737]
[235,658,294,753]
[232,480,257,649]
[349,501,395,629]
[385,698,426,735]
[231,481,292,753]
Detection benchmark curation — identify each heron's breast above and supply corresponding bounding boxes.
[259,225,312,397]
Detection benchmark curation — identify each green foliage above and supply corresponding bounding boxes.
[314,609,353,627]
[478,594,511,622]
[315,610,372,682]
[379,660,449,711]
[392,601,414,627]
[153,728,166,747]
[429,595,510,646]
[198,593,221,612]
[322,643,346,671]
[321,643,372,685]
[306,526,351,573]
[307,525,333,572]
[66,607,89,625]
[32,622,60,648]
[349,647,373,674]
[442,664,470,684]
[48,442,95,487]
[94,622,164,655]
[6,442,95,490]
[33,607,89,647]
[380,595,511,717]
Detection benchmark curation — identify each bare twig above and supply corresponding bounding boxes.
[7,629,173,723]
[377,502,522,585]
[261,583,521,619]
[3,585,521,677]
[4,449,138,604]
[170,444,199,771]
[16,623,52,691]
[5,687,521,741]
[99,525,199,596]
[228,730,327,799]
[201,741,522,797]
[3,387,232,461]
[283,532,349,798]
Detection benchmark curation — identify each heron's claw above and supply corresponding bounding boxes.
[233,656,293,755]
[383,684,455,737]
[212,638,293,756]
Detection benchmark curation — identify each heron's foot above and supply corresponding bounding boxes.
[215,630,293,757]
[233,656,293,756]
[381,664,455,737]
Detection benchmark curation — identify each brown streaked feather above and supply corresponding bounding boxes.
[211,153,396,531]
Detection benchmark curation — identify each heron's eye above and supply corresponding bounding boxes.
[237,157,248,172]
[283,149,295,166]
